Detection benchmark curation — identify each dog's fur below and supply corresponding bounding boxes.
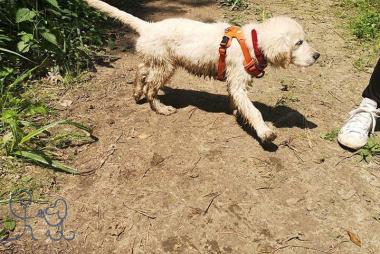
[85,0,319,142]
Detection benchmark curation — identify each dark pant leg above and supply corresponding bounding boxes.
[362,58,380,105]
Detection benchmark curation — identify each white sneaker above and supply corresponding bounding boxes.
[338,98,380,150]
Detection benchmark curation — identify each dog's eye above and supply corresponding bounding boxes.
[295,40,303,46]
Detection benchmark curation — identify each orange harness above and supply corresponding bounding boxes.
[217,26,267,81]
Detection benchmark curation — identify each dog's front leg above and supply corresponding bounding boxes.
[227,78,277,143]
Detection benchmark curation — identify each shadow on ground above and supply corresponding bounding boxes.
[105,0,216,21]
[160,87,317,129]
[159,87,317,150]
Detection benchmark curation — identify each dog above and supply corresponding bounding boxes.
[84,0,320,143]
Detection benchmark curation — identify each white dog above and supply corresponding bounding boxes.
[85,0,320,143]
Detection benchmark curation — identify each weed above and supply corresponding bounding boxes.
[228,16,244,26]
[280,79,296,92]
[275,95,300,106]
[352,10,380,40]
[0,1,103,173]
[0,0,109,76]
[0,217,16,240]
[358,137,380,162]
[321,129,339,142]
[254,7,272,22]
[353,57,371,71]
[220,0,248,10]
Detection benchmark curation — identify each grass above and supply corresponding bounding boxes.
[321,129,339,142]
[0,1,109,234]
[340,0,380,65]
[220,0,248,10]
[0,1,109,173]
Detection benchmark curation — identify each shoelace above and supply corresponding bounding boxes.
[348,106,380,134]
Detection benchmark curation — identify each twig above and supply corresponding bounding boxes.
[99,148,116,169]
[303,117,313,149]
[80,147,116,175]
[188,107,197,119]
[124,204,156,219]
[204,193,221,215]
[115,132,124,143]
[335,153,357,166]
[256,187,274,191]
[187,156,202,177]
[142,167,153,178]
[226,135,245,141]
[328,90,343,103]
[116,226,127,240]
[99,147,116,169]
[279,138,304,162]
[285,234,308,243]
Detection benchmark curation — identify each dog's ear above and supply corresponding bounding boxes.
[272,51,291,68]
[263,36,292,68]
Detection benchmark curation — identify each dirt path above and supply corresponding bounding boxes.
[6,0,380,253]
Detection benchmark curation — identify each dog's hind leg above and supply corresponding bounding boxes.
[145,63,176,115]
[227,77,277,143]
[133,63,149,102]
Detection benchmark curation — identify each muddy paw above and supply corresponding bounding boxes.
[156,105,177,116]
[260,130,277,143]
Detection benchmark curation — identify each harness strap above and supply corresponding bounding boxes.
[217,26,267,81]
[251,29,267,73]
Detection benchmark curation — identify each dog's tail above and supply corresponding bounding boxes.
[84,0,148,34]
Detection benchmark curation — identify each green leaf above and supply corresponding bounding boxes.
[16,8,36,23]
[25,105,48,116]
[45,0,60,9]
[13,150,79,174]
[0,47,34,62]
[3,218,16,231]
[20,120,92,145]
[0,229,7,239]
[20,32,33,43]
[0,34,11,43]
[0,67,13,79]
[41,31,58,46]
[17,41,30,53]
[8,65,40,90]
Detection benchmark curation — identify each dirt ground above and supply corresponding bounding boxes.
[2,0,380,253]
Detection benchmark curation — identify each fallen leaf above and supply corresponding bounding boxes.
[347,230,362,247]
[150,153,165,167]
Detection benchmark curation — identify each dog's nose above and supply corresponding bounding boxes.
[313,52,320,60]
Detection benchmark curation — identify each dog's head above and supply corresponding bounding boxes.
[258,16,320,68]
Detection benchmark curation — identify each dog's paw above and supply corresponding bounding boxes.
[133,93,144,103]
[259,129,277,143]
[156,105,177,116]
